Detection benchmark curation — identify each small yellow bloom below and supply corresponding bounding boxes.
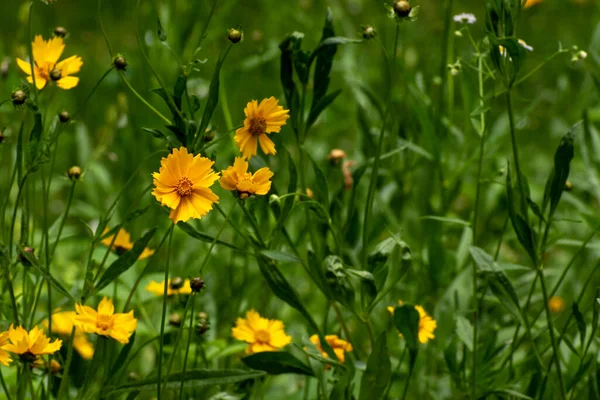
[387,302,438,344]
[0,331,11,366]
[2,326,62,361]
[524,0,542,8]
[219,157,274,199]
[234,97,290,159]
[74,297,137,344]
[45,311,94,360]
[152,147,220,223]
[101,227,155,260]
[309,334,353,363]
[16,35,82,90]
[549,296,565,313]
[231,310,292,354]
[32,359,61,374]
[145,279,193,296]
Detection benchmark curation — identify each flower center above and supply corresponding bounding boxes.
[176,177,194,197]
[255,330,270,344]
[249,117,267,136]
[96,314,113,333]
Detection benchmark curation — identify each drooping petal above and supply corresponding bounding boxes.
[251,168,274,195]
[257,134,276,155]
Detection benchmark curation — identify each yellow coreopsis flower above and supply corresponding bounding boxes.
[45,311,94,360]
[101,227,155,260]
[2,326,62,361]
[231,310,292,354]
[219,157,274,199]
[152,147,220,223]
[145,279,193,296]
[387,302,438,344]
[16,35,82,90]
[549,296,565,313]
[74,297,137,344]
[0,331,11,366]
[309,334,353,363]
[234,97,290,159]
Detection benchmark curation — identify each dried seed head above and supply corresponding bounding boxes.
[169,313,182,327]
[227,29,243,44]
[54,27,68,38]
[190,277,205,293]
[170,276,184,290]
[68,166,82,180]
[394,0,412,18]
[113,55,128,71]
[361,25,377,40]
[11,89,26,106]
[59,111,70,123]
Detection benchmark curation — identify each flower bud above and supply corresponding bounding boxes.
[113,55,128,71]
[196,311,208,321]
[170,276,184,290]
[50,360,61,374]
[564,180,573,192]
[327,149,346,165]
[190,277,205,293]
[58,111,70,123]
[68,166,82,180]
[19,246,35,266]
[361,25,377,40]
[203,128,215,142]
[50,68,62,81]
[11,90,26,106]
[454,30,463,37]
[306,188,314,200]
[54,27,68,38]
[128,372,140,381]
[394,0,412,18]
[195,320,209,336]
[169,313,182,327]
[227,29,243,44]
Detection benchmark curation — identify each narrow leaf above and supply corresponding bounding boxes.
[260,250,302,264]
[359,333,391,400]
[393,305,420,350]
[242,352,314,376]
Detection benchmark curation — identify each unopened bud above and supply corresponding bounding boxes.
[11,90,26,106]
[170,276,184,290]
[454,30,463,37]
[68,166,82,180]
[113,55,128,71]
[327,149,346,165]
[203,129,215,142]
[190,277,205,293]
[50,360,61,374]
[564,180,573,192]
[50,68,62,81]
[128,372,140,381]
[54,27,68,38]
[19,246,35,266]
[197,311,208,321]
[227,29,243,44]
[59,111,70,123]
[169,313,182,327]
[394,0,412,18]
[306,188,314,199]
[361,25,377,40]
[195,320,209,336]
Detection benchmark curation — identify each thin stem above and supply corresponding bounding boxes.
[116,70,172,126]
[56,328,76,398]
[9,174,29,261]
[178,294,196,399]
[506,91,527,214]
[157,224,175,399]
[239,201,266,248]
[27,2,39,101]
[331,302,358,360]
[0,368,12,400]
[97,0,114,57]
[51,180,77,256]
[401,351,416,400]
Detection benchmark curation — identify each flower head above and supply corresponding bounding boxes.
[2,326,62,362]
[145,279,193,296]
[45,311,94,360]
[387,302,437,344]
[231,310,292,354]
[524,0,542,8]
[74,297,137,344]
[0,331,11,366]
[309,334,353,363]
[234,97,290,159]
[17,35,82,90]
[152,147,220,223]
[101,227,155,259]
[219,157,274,199]
[453,13,476,24]
[549,296,565,313]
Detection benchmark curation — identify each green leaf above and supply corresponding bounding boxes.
[455,316,473,351]
[347,269,377,302]
[108,332,136,382]
[393,304,420,350]
[95,228,157,292]
[307,152,330,211]
[311,8,336,112]
[488,36,527,83]
[17,245,75,302]
[260,250,302,264]
[173,74,187,110]
[176,221,243,252]
[309,37,363,66]
[306,89,341,132]
[279,33,302,134]
[157,17,167,42]
[506,165,537,266]
[197,54,228,146]
[242,352,314,376]
[324,255,355,309]
[28,107,43,165]
[278,146,298,225]
[359,333,391,400]
[103,369,266,396]
[572,302,587,347]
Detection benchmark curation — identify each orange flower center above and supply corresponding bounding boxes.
[255,329,270,344]
[176,177,194,197]
[96,315,113,333]
[249,117,267,136]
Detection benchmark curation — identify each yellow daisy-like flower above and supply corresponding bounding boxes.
[234,97,290,159]
[387,302,438,344]
[219,157,274,199]
[101,227,155,260]
[231,309,292,354]
[145,279,193,296]
[524,0,542,8]
[44,311,94,360]
[16,35,82,90]
[74,297,137,344]
[2,326,62,361]
[152,147,220,224]
[309,334,353,363]
[0,331,11,366]
[549,296,565,313]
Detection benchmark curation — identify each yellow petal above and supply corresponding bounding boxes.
[56,76,79,90]
[16,58,33,75]
[98,297,115,316]
[258,134,276,155]
[55,55,83,76]
[44,36,65,65]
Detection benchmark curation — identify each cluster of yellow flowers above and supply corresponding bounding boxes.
[151,98,289,224]
[0,297,136,367]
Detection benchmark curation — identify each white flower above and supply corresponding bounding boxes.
[453,13,476,24]
[518,39,534,52]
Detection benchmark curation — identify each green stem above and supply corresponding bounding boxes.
[97,0,114,57]
[57,328,77,399]
[0,368,12,400]
[157,224,175,399]
[51,180,77,256]
[116,70,172,126]
[506,90,527,214]
[239,201,266,248]
[9,174,29,260]
[401,351,416,400]
[27,2,39,101]
[178,294,196,399]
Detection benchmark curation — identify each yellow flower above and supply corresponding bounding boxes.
[32,359,62,374]
[524,0,542,8]
[145,279,193,296]
[74,297,137,344]
[16,35,82,90]
[387,302,438,344]
[219,157,274,199]
[231,310,292,354]
[2,326,62,361]
[309,334,353,363]
[234,97,290,159]
[549,296,565,313]
[152,147,220,223]
[101,227,155,260]
[0,331,11,366]
[44,311,94,360]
